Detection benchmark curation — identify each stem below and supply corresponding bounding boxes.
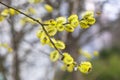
[0,1,63,55]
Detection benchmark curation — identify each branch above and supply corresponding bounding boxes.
[0,1,63,55]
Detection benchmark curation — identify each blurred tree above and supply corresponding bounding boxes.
[0,0,120,80]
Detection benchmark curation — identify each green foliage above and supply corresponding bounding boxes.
[100,46,120,59]
[83,47,120,80]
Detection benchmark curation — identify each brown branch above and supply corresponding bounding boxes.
[0,1,63,55]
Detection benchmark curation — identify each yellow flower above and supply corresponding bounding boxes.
[50,50,60,62]
[1,9,9,17]
[44,4,53,13]
[1,8,18,17]
[66,63,76,72]
[8,48,13,52]
[0,16,5,22]
[68,14,78,22]
[56,24,65,31]
[62,53,74,65]
[49,19,56,25]
[9,8,18,15]
[79,20,89,29]
[82,51,92,59]
[65,24,74,32]
[46,25,57,36]
[86,17,96,25]
[61,63,75,72]
[55,40,65,49]
[93,51,99,57]
[56,17,67,24]
[2,43,8,48]
[40,35,50,45]
[0,43,13,53]
[79,49,92,59]
[44,19,56,26]
[28,0,43,4]
[48,38,57,48]
[36,30,44,38]
[28,0,34,3]
[70,19,79,28]
[27,7,36,14]
[82,11,94,19]
[78,61,92,73]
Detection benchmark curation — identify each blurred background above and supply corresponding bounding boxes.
[0,0,120,80]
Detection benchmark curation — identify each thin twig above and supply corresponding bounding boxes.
[0,1,63,55]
